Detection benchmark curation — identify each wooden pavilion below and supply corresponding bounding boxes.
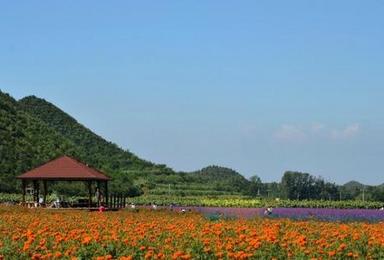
[17,155,110,208]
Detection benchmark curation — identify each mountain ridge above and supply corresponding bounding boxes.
[18,95,165,172]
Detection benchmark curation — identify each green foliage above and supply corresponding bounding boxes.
[124,195,384,209]
[245,175,263,197]
[187,166,250,192]
[109,172,143,196]
[0,91,81,192]
[18,95,171,173]
[49,181,89,197]
[281,171,339,200]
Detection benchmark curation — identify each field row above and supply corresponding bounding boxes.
[2,193,384,209]
[127,195,384,209]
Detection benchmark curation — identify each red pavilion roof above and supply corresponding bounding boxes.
[17,155,110,181]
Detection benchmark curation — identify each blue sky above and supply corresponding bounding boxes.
[1,1,383,184]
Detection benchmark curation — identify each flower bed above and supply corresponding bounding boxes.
[1,206,384,259]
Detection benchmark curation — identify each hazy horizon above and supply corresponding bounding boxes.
[1,1,384,185]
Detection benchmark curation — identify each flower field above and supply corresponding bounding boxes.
[1,206,384,259]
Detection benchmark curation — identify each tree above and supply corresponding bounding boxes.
[247,175,263,197]
[281,171,317,200]
[371,186,384,202]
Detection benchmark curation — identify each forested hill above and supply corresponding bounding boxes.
[18,95,170,173]
[0,91,81,192]
[0,90,174,193]
[189,166,249,192]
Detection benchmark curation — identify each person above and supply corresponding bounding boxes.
[264,207,273,216]
[50,192,59,208]
[95,187,103,206]
[95,188,100,198]
[54,197,60,208]
[38,197,44,207]
[98,203,106,212]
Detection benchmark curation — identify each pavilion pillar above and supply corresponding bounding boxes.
[37,181,40,205]
[88,181,92,208]
[33,180,39,205]
[33,181,36,202]
[105,181,109,207]
[43,180,48,205]
[22,180,26,204]
[96,181,101,207]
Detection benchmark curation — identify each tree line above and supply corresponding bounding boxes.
[246,171,384,202]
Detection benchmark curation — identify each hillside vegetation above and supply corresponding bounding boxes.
[18,96,162,172]
[0,90,249,195]
[0,92,80,192]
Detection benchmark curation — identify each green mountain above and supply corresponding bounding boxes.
[0,91,80,192]
[1,90,250,195]
[18,95,170,173]
[145,166,249,196]
[189,166,250,192]
[343,181,365,189]
[0,91,173,194]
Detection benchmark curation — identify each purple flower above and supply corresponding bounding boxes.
[169,206,384,222]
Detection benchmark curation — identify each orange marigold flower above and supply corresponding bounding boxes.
[338,243,347,251]
[82,235,92,245]
[119,257,133,260]
[54,252,62,258]
[31,253,42,260]
[216,252,224,258]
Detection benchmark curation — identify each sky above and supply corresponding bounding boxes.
[1,1,384,184]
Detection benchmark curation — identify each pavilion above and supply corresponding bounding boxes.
[17,155,110,208]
